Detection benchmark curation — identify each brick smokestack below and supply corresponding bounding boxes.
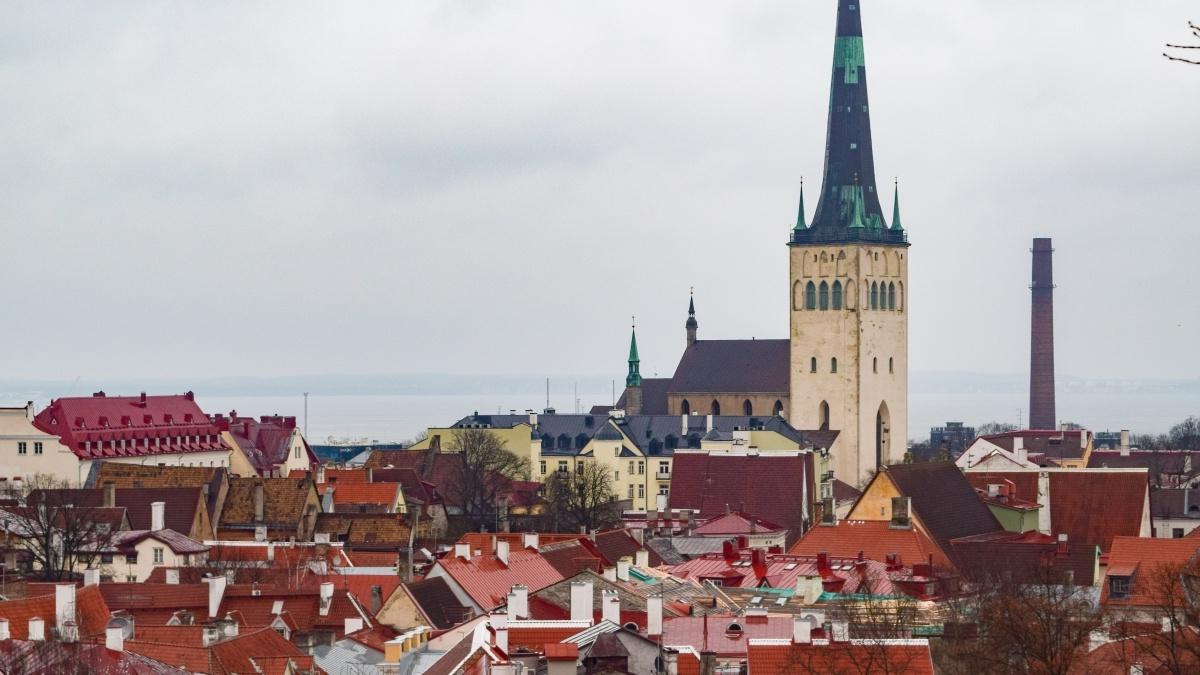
[1029,238,1056,430]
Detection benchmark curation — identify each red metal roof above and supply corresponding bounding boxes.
[787,520,949,569]
[435,549,565,611]
[34,392,229,459]
[662,614,793,657]
[693,512,787,536]
[0,584,110,639]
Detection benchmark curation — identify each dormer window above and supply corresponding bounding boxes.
[1109,575,1130,600]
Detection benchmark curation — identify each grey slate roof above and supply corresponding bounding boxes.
[668,339,790,394]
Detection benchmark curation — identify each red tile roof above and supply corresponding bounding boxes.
[542,642,579,660]
[324,482,402,507]
[215,414,316,475]
[0,584,110,639]
[693,512,787,536]
[591,529,654,567]
[1100,536,1200,607]
[291,467,370,483]
[964,470,1150,552]
[506,624,583,652]
[787,520,949,569]
[669,453,816,545]
[746,639,935,674]
[1075,627,1200,674]
[538,539,604,578]
[34,392,228,459]
[981,429,1091,461]
[28,487,206,536]
[435,549,565,611]
[0,640,189,675]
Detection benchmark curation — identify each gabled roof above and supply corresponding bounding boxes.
[882,462,1003,564]
[34,392,228,459]
[0,640,190,675]
[215,414,316,474]
[104,528,210,554]
[89,462,226,522]
[538,539,604,578]
[400,577,473,629]
[668,339,789,394]
[668,452,815,544]
[693,511,787,536]
[662,614,794,657]
[591,529,655,567]
[1101,536,1200,607]
[220,477,317,529]
[435,548,565,612]
[979,429,1090,461]
[315,512,411,548]
[29,486,205,535]
[788,520,948,569]
[323,482,402,508]
[962,469,1150,552]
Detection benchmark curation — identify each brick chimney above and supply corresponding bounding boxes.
[1029,238,1056,430]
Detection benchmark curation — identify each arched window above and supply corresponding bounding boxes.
[819,401,830,431]
[773,400,784,417]
[818,282,830,310]
[870,282,878,309]
[888,282,896,310]
[805,282,817,310]
[831,357,838,373]
[873,357,878,373]
[810,357,817,373]
[832,281,843,310]
[742,400,753,416]
[889,357,894,374]
[898,281,905,311]
[711,400,721,415]
[681,399,690,415]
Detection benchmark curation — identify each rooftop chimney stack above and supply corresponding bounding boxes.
[570,581,593,624]
[0,618,8,640]
[1030,238,1056,430]
[151,501,165,531]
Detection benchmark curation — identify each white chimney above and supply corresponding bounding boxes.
[656,493,668,512]
[681,415,688,435]
[492,611,509,653]
[616,560,630,582]
[647,594,663,636]
[706,414,714,432]
[267,543,275,562]
[831,620,849,642]
[507,585,529,620]
[454,543,471,560]
[345,617,364,634]
[1013,437,1024,452]
[28,618,45,641]
[106,625,124,651]
[82,568,100,586]
[1016,447,1029,465]
[522,533,539,550]
[602,567,616,582]
[570,581,593,624]
[151,501,166,531]
[0,618,8,640]
[165,569,180,585]
[635,549,649,568]
[1120,429,1131,452]
[496,540,510,566]
[793,617,812,644]
[320,581,335,616]
[316,465,326,484]
[204,575,227,618]
[55,584,76,629]
[529,411,538,428]
[254,525,268,542]
[601,590,620,625]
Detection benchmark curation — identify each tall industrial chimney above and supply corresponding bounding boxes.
[1029,238,1056,430]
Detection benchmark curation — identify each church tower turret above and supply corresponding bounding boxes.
[788,0,909,484]
[685,290,698,347]
[624,321,643,414]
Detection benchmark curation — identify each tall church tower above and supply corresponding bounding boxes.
[788,0,909,485]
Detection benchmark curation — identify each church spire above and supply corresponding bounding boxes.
[807,0,888,233]
[686,289,698,347]
[626,319,642,387]
[794,178,807,231]
[891,178,904,231]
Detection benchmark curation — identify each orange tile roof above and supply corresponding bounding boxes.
[506,626,581,652]
[0,584,110,639]
[325,482,402,507]
[788,520,951,569]
[1101,536,1200,607]
[747,640,934,674]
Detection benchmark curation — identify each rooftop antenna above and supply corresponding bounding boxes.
[303,392,309,440]
[546,377,550,410]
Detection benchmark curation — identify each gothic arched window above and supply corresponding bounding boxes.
[870,282,879,309]
[805,282,817,310]
[831,357,838,374]
[680,399,690,415]
[832,281,843,310]
[711,400,721,415]
[818,282,830,311]
[888,282,896,310]
[743,400,753,416]
[810,357,817,373]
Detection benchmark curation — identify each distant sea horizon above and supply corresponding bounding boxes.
[3,372,1198,444]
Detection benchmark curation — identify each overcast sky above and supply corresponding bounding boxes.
[2,1,1197,384]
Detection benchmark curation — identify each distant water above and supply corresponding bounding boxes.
[4,387,1197,444]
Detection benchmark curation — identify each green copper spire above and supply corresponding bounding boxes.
[794,178,807,231]
[890,179,903,231]
[847,184,867,229]
[626,319,642,387]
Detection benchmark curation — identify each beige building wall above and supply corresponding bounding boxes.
[0,404,81,486]
[789,244,908,485]
[80,536,208,582]
[665,394,788,418]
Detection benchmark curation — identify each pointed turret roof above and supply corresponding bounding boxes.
[791,0,907,246]
[794,179,807,231]
[891,179,904,231]
[626,322,642,388]
[686,291,697,329]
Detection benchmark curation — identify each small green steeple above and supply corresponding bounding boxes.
[794,178,807,231]
[626,319,642,387]
[890,178,904,231]
[847,184,867,230]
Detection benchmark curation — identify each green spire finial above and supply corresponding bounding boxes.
[794,177,807,231]
[626,318,642,387]
[847,175,867,229]
[890,178,904,231]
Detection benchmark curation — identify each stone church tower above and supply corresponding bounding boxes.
[788,0,909,485]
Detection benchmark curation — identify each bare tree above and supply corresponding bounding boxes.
[543,461,621,533]
[1097,558,1200,674]
[936,566,1100,675]
[1169,417,1200,451]
[8,474,118,582]
[1165,21,1200,65]
[445,429,528,533]
[976,422,1018,436]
